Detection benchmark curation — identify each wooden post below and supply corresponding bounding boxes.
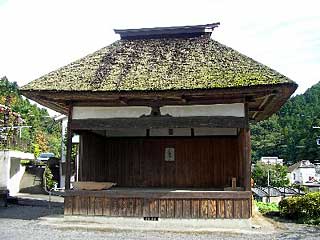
[65,104,73,190]
[231,177,237,190]
[243,102,251,191]
[243,128,251,191]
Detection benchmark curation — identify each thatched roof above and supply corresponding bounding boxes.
[21,37,294,92]
[20,24,297,119]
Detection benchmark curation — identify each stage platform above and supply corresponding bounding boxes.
[64,187,252,219]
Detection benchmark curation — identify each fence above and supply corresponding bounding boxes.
[0,136,31,153]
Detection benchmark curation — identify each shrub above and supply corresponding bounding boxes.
[279,192,320,224]
[301,192,320,219]
[43,166,57,191]
[20,159,33,166]
[279,196,302,219]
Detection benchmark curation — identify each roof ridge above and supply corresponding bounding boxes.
[114,23,220,40]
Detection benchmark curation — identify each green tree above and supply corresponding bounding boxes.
[251,80,320,165]
[0,76,61,156]
[251,115,284,163]
[252,162,289,187]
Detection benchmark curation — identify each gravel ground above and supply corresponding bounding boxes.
[0,196,319,240]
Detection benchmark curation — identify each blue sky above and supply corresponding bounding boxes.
[0,0,320,109]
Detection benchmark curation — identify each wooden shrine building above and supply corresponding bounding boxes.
[20,23,297,219]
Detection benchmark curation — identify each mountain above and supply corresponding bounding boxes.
[251,81,320,165]
[0,76,61,156]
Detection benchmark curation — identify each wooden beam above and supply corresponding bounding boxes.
[252,94,273,119]
[119,97,127,105]
[20,83,297,121]
[65,103,73,190]
[259,94,273,109]
[21,94,68,114]
[72,97,246,107]
[255,86,295,121]
[21,84,285,100]
[181,95,188,103]
[64,189,252,199]
[248,107,264,112]
[71,116,246,130]
[20,86,281,107]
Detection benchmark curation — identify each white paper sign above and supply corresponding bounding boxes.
[165,147,175,162]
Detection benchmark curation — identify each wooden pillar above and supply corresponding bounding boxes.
[243,102,251,191]
[78,134,83,181]
[65,104,73,190]
[243,128,251,191]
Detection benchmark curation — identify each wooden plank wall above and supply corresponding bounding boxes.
[64,196,252,219]
[79,132,244,188]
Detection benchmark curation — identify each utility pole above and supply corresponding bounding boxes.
[267,158,271,203]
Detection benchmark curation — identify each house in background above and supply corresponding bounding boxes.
[288,160,317,184]
[252,187,283,203]
[315,163,320,181]
[20,23,297,219]
[260,156,283,165]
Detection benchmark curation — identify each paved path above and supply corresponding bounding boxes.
[0,195,319,240]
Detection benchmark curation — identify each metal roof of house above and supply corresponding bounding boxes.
[288,160,315,172]
[252,187,268,197]
[253,187,304,197]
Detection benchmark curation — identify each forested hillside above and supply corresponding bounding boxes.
[251,82,320,165]
[0,76,61,156]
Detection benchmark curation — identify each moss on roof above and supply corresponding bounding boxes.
[21,37,294,92]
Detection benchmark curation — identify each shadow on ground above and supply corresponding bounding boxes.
[0,197,63,220]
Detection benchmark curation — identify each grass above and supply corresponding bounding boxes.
[255,201,279,215]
